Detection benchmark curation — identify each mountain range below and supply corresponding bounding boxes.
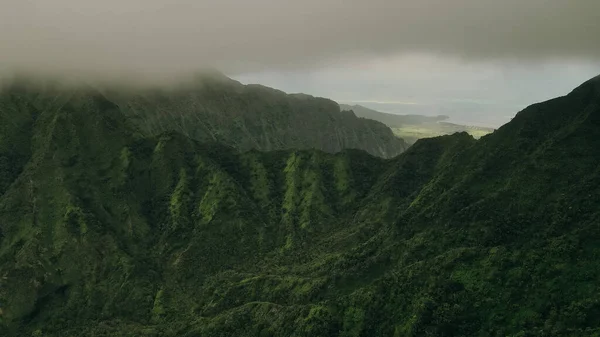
[0,75,599,336]
[110,74,408,158]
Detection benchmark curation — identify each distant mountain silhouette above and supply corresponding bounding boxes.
[0,75,599,336]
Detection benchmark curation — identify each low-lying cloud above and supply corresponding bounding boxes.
[1,0,599,82]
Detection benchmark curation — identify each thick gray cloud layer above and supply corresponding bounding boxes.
[1,0,599,81]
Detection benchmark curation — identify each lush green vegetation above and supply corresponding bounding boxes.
[108,74,408,158]
[0,75,599,336]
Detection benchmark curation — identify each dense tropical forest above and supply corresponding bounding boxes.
[0,74,598,336]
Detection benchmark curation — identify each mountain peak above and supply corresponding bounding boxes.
[568,74,600,97]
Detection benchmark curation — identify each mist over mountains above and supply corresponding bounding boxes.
[1,73,408,160]
[0,66,599,335]
[1,1,600,335]
[3,0,599,79]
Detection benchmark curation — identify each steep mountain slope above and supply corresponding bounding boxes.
[0,76,599,336]
[107,75,408,158]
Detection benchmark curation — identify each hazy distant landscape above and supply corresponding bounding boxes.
[2,73,599,336]
[340,104,495,144]
[340,100,516,127]
[1,1,600,336]
[392,122,494,144]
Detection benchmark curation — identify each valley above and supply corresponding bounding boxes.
[0,75,598,336]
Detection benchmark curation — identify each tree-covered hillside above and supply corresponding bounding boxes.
[0,75,599,336]
[109,74,408,158]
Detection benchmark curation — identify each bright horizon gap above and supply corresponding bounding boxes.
[338,100,421,105]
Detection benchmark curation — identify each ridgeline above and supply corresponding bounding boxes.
[0,76,598,336]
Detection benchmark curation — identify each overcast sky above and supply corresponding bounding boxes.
[2,0,600,126]
[234,57,600,126]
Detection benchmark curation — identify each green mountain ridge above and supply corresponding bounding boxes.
[0,75,599,336]
[106,76,409,158]
[1,74,408,159]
